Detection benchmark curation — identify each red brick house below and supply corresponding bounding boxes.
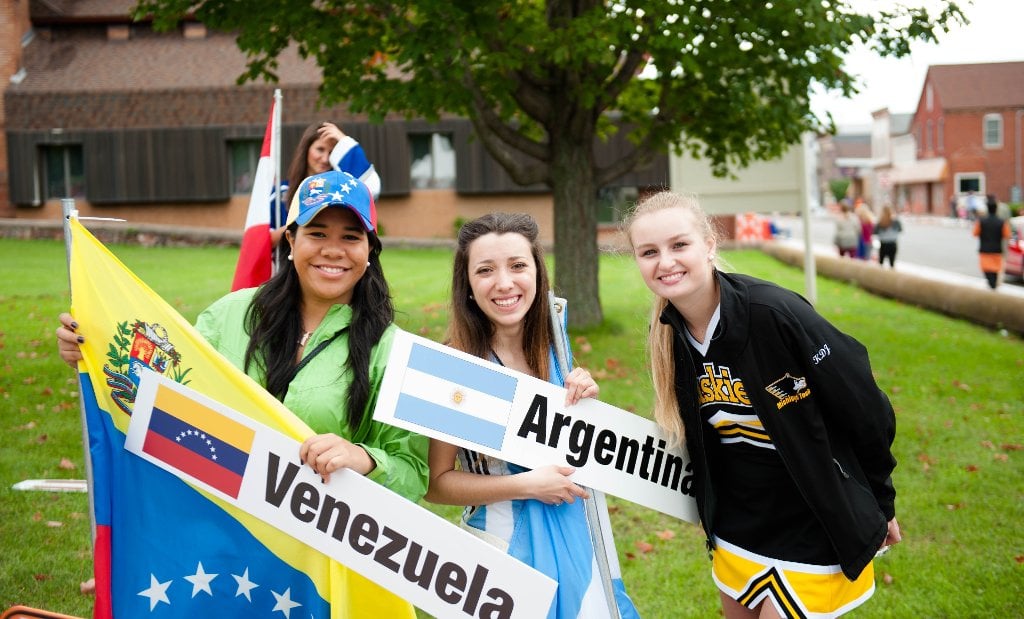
[1,1,666,240]
[910,61,1024,214]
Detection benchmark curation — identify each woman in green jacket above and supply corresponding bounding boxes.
[58,170,428,502]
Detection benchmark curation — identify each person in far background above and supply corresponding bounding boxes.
[873,205,903,268]
[973,194,1011,289]
[270,121,382,247]
[854,198,876,260]
[833,202,860,258]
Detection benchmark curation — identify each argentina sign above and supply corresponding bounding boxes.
[125,369,557,619]
[374,330,699,523]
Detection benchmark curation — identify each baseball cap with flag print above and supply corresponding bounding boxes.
[286,169,377,232]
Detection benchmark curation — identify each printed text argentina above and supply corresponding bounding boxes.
[516,394,695,498]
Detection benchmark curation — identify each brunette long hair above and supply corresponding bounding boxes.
[284,123,327,210]
[243,223,391,432]
[446,212,553,379]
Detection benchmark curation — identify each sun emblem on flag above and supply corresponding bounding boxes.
[103,319,192,415]
[451,389,465,405]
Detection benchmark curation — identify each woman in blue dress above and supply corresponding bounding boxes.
[425,212,639,619]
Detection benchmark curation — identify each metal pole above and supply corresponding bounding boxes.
[800,133,818,306]
[271,88,283,273]
[61,198,97,547]
[548,291,620,618]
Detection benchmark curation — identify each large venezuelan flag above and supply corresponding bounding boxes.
[68,218,415,618]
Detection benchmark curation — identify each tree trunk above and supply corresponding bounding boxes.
[550,145,603,328]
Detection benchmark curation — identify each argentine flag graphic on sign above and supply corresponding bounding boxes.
[395,343,518,451]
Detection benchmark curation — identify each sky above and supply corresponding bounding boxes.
[809,0,1024,129]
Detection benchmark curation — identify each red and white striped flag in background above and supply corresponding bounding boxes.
[231,98,278,291]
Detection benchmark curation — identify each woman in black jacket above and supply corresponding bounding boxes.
[623,191,901,618]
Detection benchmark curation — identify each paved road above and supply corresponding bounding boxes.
[771,212,1024,299]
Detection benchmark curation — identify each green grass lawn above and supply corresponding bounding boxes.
[1,237,1021,617]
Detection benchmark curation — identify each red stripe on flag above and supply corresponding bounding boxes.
[231,223,273,291]
[142,431,244,498]
[93,524,112,619]
[232,98,277,291]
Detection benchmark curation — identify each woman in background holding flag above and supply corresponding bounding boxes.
[59,170,428,502]
[425,212,638,618]
[269,121,382,247]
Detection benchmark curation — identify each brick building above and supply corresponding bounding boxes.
[909,61,1024,214]
[2,1,666,240]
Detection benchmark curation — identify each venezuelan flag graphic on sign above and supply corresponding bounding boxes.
[68,218,414,618]
[142,384,255,499]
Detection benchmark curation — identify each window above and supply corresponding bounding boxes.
[41,145,84,200]
[409,133,455,189]
[925,120,933,152]
[937,118,944,153]
[955,173,984,195]
[926,85,933,111]
[596,186,638,224]
[229,139,261,194]
[983,114,1002,148]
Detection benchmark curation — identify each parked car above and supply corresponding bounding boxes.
[1006,216,1024,280]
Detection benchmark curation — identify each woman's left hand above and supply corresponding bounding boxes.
[299,433,375,483]
[881,517,902,549]
[317,122,345,145]
[563,367,599,406]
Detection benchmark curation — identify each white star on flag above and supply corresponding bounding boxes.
[272,587,302,617]
[138,574,172,611]
[232,567,259,601]
[329,190,344,201]
[184,561,217,597]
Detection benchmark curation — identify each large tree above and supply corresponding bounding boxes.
[139,0,963,327]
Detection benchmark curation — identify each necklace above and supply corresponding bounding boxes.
[298,331,313,347]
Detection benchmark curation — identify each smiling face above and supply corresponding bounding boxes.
[466,232,538,335]
[286,207,369,310]
[305,134,335,176]
[628,206,716,310]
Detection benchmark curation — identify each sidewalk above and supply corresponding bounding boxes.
[763,239,1024,334]
[772,236,1024,300]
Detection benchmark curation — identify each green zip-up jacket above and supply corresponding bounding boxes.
[195,288,429,503]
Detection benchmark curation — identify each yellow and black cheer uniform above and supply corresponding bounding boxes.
[661,271,896,618]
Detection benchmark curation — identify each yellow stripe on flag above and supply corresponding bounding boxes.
[154,383,255,452]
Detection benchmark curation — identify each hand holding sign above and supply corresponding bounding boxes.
[374,329,699,522]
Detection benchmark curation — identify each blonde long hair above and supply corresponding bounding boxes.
[622,191,719,446]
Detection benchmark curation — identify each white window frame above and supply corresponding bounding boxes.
[409,133,456,190]
[954,172,985,196]
[983,113,1003,149]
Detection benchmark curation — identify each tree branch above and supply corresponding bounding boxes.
[467,113,551,186]
[461,69,551,163]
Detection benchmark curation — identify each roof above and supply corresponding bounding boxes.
[926,61,1024,110]
[31,0,140,22]
[830,133,871,158]
[9,27,322,94]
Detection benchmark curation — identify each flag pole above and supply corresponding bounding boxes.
[61,198,97,547]
[548,291,621,618]
[271,88,283,273]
